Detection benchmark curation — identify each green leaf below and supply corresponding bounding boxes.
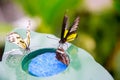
[2,28,113,80]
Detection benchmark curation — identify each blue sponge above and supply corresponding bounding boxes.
[28,52,67,77]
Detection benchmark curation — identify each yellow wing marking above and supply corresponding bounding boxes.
[66,33,77,42]
[64,30,77,42]
[63,30,68,38]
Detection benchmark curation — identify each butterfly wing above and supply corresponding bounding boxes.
[56,47,70,65]
[7,32,27,50]
[65,17,80,42]
[59,15,68,43]
[24,24,30,47]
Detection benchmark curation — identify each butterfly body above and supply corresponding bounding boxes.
[56,15,80,65]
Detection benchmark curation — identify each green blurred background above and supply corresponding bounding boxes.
[0,0,120,79]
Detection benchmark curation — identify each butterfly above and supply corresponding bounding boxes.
[56,15,80,65]
[7,21,31,51]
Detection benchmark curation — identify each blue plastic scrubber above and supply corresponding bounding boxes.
[28,52,67,77]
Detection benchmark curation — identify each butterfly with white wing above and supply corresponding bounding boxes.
[56,15,80,65]
[7,21,31,51]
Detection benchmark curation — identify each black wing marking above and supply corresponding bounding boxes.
[60,15,68,43]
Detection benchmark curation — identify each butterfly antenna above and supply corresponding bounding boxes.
[27,20,31,30]
[28,20,31,26]
[46,35,58,41]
